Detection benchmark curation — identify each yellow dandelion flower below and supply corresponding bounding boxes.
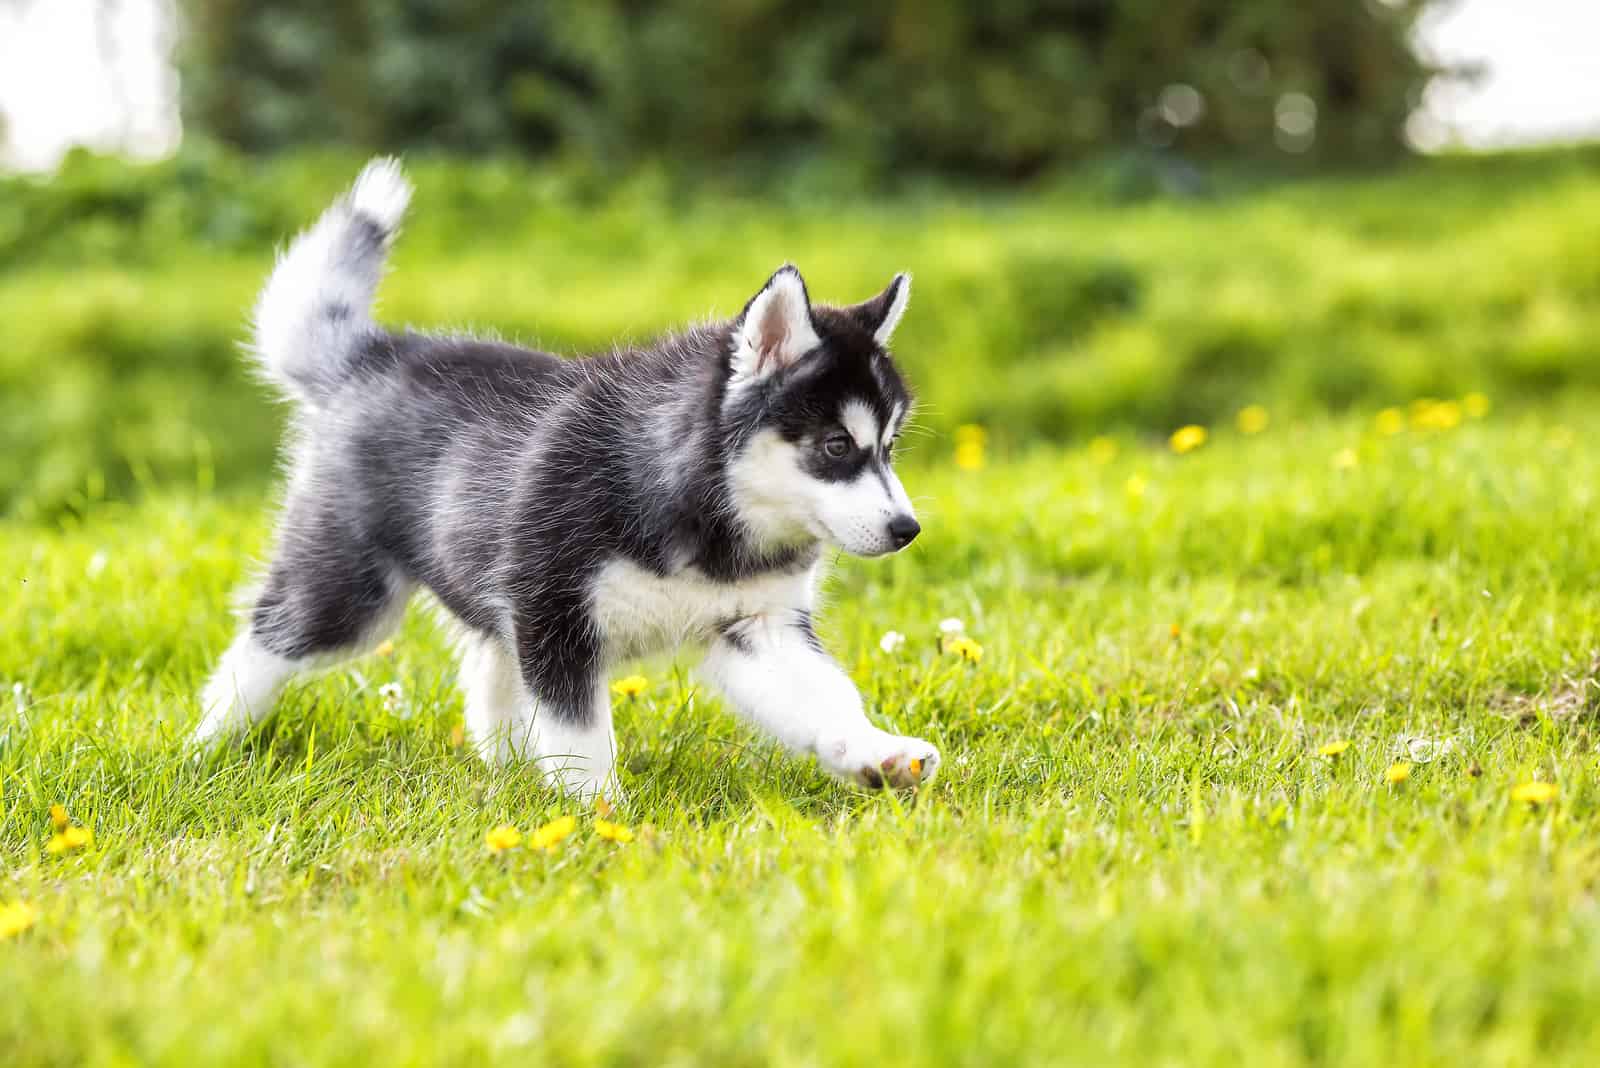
[529,815,578,853]
[1332,447,1359,470]
[1125,473,1148,498]
[1385,762,1412,784]
[374,638,396,657]
[594,796,615,818]
[1463,392,1490,418]
[49,804,69,831]
[1088,436,1118,464]
[485,824,523,853]
[1169,425,1208,454]
[1375,407,1405,436]
[45,825,93,855]
[611,675,649,699]
[944,635,984,663]
[1411,399,1461,431]
[449,722,465,749]
[1511,781,1558,805]
[0,902,38,941]
[594,819,635,844]
[954,440,987,471]
[1236,406,1269,435]
[1317,739,1352,758]
[1431,401,1462,429]
[954,424,988,447]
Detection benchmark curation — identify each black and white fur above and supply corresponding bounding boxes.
[197,159,937,800]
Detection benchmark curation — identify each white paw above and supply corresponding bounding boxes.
[819,730,941,790]
[467,726,519,768]
[538,759,623,806]
[188,723,228,764]
[190,686,246,754]
[550,773,628,810]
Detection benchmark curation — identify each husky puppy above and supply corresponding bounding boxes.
[197,159,938,800]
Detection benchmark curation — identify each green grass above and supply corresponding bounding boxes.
[7,410,1600,1065]
[6,145,1600,517]
[7,144,1600,1061]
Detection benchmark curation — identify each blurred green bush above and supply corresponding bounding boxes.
[179,0,1439,176]
[4,145,1600,519]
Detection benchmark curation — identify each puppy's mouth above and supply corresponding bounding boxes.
[820,527,902,559]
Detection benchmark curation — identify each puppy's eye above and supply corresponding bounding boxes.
[822,434,853,459]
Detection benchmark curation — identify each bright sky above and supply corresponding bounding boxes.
[1,0,1598,172]
[1415,0,1600,148]
[0,0,178,171]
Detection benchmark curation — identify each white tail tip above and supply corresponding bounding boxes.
[348,156,411,232]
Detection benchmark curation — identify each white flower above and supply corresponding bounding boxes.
[1392,732,1459,764]
[878,630,907,654]
[938,617,966,636]
[379,681,409,717]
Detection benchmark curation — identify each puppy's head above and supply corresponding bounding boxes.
[723,266,919,558]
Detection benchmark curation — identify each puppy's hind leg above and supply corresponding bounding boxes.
[195,537,411,751]
[194,630,300,749]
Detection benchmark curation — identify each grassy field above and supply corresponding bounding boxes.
[7,404,1600,1064]
[6,146,1600,517]
[6,145,1600,1063]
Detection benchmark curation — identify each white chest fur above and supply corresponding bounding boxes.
[590,558,818,658]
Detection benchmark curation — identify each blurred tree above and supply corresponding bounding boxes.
[181,0,576,153]
[180,0,1444,175]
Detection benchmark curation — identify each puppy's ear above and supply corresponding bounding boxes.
[732,266,820,381]
[845,273,911,346]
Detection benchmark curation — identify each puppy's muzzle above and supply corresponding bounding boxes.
[887,514,921,549]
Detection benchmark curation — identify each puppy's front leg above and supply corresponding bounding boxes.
[514,602,621,803]
[702,614,939,789]
[526,689,619,804]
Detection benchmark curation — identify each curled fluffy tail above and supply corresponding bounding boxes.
[251,157,411,405]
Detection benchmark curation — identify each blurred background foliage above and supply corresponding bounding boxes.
[7,0,1599,524]
[179,0,1439,177]
[6,142,1600,521]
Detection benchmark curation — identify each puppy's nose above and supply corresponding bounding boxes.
[887,514,921,549]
